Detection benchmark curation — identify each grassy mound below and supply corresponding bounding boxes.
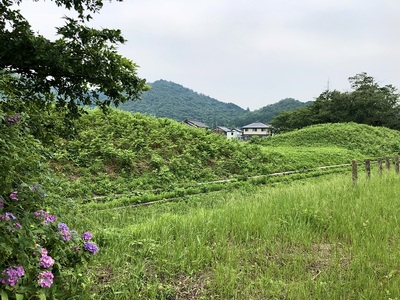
[51,109,272,198]
[260,122,400,157]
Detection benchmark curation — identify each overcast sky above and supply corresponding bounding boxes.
[16,0,400,110]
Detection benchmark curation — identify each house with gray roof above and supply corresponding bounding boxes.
[241,122,274,140]
[182,119,209,129]
[214,126,243,140]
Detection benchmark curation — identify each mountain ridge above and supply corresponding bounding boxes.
[117,79,310,127]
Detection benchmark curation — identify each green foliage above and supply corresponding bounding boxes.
[0,106,48,194]
[0,94,100,299]
[271,72,400,131]
[51,109,274,197]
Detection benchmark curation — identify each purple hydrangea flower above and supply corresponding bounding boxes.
[7,113,20,124]
[0,212,16,221]
[13,222,22,230]
[58,223,69,231]
[37,270,54,288]
[39,255,55,268]
[83,242,99,255]
[60,229,71,241]
[34,210,57,225]
[81,231,93,241]
[9,192,18,201]
[0,265,25,286]
[57,223,73,241]
[45,215,57,224]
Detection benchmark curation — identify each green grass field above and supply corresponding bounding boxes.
[44,111,400,298]
[65,168,400,299]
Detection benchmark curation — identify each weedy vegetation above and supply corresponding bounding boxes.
[3,107,400,299]
[66,170,400,299]
[44,109,400,299]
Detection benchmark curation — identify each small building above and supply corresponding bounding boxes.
[241,122,273,140]
[182,119,209,129]
[230,128,243,140]
[214,126,242,140]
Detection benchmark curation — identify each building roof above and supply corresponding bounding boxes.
[216,126,231,132]
[242,122,273,129]
[183,119,209,128]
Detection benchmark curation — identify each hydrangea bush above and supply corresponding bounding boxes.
[0,185,99,299]
[1,110,99,299]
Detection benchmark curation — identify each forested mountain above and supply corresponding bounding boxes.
[234,98,312,127]
[117,80,246,128]
[114,80,309,128]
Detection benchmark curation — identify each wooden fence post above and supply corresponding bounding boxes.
[352,160,358,185]
[378,158,383,175]
[365,159,370,179]
[386,156,390,171]
[395,155,399,174]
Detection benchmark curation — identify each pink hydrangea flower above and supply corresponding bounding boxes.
[9,192,18,201]
[0,265,25,286]
[39,255,55,268]
[34,210,57,225]
[37,271,54,288]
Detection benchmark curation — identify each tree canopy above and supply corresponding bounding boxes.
[271,72,400,132]
[0,0,148,117]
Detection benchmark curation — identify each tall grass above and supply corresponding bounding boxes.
[66,170,400,299]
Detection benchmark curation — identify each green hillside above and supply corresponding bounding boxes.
[117,80,246,128]
[235,98,311,126]
[50,109,270,200]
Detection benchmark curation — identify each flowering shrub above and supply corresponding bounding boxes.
[0,266,25,287]
[0,185,99,299]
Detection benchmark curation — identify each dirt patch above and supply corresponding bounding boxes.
[169,272,213,300]
[91,264,114,287]
[105,164,119,178]
[308,243,351,280]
